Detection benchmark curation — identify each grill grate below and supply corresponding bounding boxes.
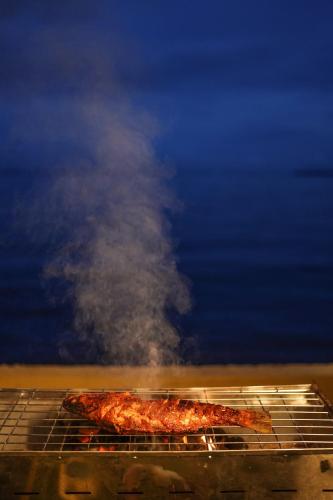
[1,384,333,453]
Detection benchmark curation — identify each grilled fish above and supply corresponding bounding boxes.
[63,391,272,434]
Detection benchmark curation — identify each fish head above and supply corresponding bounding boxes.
[63,392,106,417]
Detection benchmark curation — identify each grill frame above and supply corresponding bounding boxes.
[1,383,333,455]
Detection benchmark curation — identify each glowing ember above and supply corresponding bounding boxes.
[78,427,100,444]
[200,435,216,451]
[97,445,116,452]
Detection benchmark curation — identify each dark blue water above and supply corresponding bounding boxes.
[1,165,333,364]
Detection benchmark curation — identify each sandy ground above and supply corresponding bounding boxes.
[0,363,333,399]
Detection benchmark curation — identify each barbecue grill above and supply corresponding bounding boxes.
[1,384,333,499]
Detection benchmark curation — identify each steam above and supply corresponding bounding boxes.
[2,14,191,365]
[44,99,191,365]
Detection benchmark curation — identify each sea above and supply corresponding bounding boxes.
[1,165,333,364]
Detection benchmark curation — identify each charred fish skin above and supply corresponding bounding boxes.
[63,393,106,418]
[63,392,272,434]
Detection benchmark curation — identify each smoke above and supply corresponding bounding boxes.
[2,12,191,366]
[42,98,191,365]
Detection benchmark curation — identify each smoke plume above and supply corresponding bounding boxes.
[43,98,191,365]
[2,12,191,365]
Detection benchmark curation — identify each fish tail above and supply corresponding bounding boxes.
[238,409,272,433]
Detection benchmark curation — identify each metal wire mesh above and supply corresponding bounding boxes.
[1,384,333,453]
